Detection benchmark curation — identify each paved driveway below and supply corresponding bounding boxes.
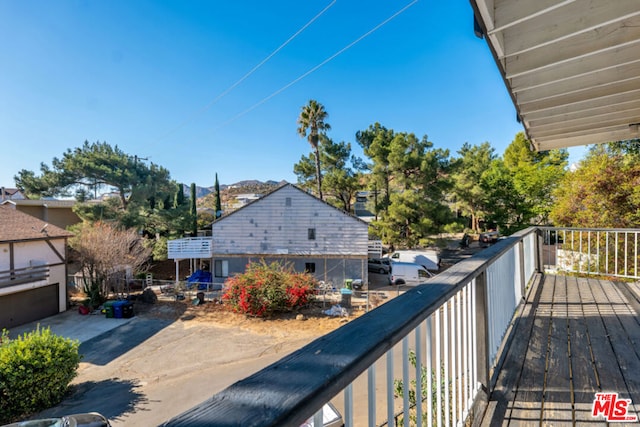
[20,309,317,426]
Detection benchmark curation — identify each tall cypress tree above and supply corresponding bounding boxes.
[190,183,197,236]
[174,183,185,208]
[214,173,222,218]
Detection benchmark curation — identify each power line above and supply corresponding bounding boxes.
[156,0,337,141]
[214,0,419,130]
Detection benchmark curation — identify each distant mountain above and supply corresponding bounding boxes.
[181,184,213,199]
[197,179,287,210]
[224,180,282,189]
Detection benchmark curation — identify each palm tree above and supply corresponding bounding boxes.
[297,100,331,200]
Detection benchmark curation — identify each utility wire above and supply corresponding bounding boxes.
[215,0,418,130]
[156,0,337,141]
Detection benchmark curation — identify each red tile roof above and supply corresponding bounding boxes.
[0,205,73,241]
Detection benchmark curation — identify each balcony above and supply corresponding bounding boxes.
[162,227,640,426]
[168,237,384,260]
[0,265,49,289]
[167,237,213,259]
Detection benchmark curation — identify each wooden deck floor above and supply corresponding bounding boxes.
[481,275,640,426]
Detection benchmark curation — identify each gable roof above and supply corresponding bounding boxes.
[0,205,73,242]
[214,182,369,226]
[1,199,80,208]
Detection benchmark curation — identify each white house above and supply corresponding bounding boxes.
[0,205,73,329]
[168,183,370,287]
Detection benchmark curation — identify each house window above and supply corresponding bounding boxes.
[305,263,316,273]
[214,260,229,278]
[308,228,316,240]
[285,197,292,207]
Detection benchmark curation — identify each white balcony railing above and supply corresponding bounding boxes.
[167,237,213,259]
[540,227,640,280]
[0,265,50,289]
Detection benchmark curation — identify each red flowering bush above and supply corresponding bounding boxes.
[222,260,316,317]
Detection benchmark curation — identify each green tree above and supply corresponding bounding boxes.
[15,141,173,210]
[214,173,222,218]
[550,145,640,227]
[373,132,452,247]
[451,142,496,232]
[15,141,190,259]
[356,123,395,216]
[190,183,197,236]
[607,138,640,156]
[174,183,185,208]
[503,132,568,225]
[293,135,363,212]
[297,100,331,200]
[479,158,523,231]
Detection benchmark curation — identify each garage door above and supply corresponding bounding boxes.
[0,284,60,330]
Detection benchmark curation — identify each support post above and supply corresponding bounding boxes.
[475,271,490,393]
[535,229,543,274]
[518,240,526,297]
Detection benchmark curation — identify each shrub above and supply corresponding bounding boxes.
[223,260,316,317]
[0,327,81,424]
[394,351,452,426]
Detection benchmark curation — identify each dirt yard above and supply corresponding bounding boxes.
[135,297,362,339]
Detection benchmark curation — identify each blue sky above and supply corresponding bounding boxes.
[0,1,584,189]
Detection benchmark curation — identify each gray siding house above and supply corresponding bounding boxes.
[168,183,369,287]
[212,184,369,286]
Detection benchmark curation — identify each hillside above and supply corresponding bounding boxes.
[182,180,283,201]
[197,180,286,210]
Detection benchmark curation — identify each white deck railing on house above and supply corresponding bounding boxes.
[167,237,213,259]
[540,227,640,280]
[0,265,50,289]
[168,237,382,260]
[368,240,383,258]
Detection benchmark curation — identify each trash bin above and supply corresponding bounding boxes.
[112,300,134,319]
[113,300,125,319]
[344,279,353,290]
[340,288,352,308]
[103,301,116,318]
[121,302,134,318]
[196,292,205,304]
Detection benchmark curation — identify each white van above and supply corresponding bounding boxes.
[390,262,434,286]
[388,249,440,271]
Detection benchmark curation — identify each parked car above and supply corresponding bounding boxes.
[479,230,500,247]
[368,258,391,274]
[390,262,434,286]
[1,412,111,427]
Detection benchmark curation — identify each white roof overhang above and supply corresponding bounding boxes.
[470,0,640,151]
